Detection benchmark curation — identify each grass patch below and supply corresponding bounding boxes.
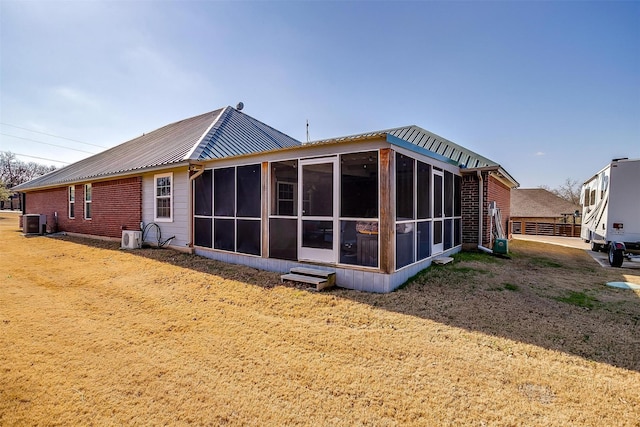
[488,283,519,292]
[453,251,500,263]
[504,283,519,291]
[2,213,640,426]
[448,265,490,275]
[404,260,491,289]
[530,257,564,268]
[554,291,598,309]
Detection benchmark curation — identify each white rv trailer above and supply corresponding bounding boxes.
[580,158,640,267]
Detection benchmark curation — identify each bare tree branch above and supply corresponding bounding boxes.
[0,151,56,189]
[540,178,581,205]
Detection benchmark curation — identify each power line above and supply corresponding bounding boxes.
[0,122,108,148]
[0,132,97,154]
[2,151,69,165]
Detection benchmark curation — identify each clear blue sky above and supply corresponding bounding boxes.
[1,0,638,188]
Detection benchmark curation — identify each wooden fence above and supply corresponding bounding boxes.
[510,221,581,238]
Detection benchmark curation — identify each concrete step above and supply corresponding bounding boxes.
[433,256,454,265]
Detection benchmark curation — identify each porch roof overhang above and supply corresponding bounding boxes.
[306,125,519,187]
[192,130,467,171]
[385,134,459,166]
[460,165,520,189]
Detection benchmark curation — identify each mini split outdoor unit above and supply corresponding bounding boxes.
[23,214,47,235]
[121,230,142,249]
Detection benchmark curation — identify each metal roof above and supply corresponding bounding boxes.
[14,107,302,191]
[192,107,301,160]
[311,125,496,168]
[14,109,519,191]
[309,124,519,187]
[388,126,497,169]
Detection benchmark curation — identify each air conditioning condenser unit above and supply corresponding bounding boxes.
[23,214,46,235]
[121,230,142,249]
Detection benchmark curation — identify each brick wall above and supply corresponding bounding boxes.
[461,173,480,247]
[461,171,512,248]
[24,177,142,238]
[24,187,67,232]
[487,175,511,240]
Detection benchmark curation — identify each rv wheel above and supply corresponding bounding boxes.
[590,241,602,252]
[608,246,624,267]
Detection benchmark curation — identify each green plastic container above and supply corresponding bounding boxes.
[493,238,508,254]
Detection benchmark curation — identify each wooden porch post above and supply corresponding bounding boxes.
[379,148,393,274]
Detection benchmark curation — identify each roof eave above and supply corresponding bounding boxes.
[13,161,191,192]
[461,165,520,188]
[386,134,459,166]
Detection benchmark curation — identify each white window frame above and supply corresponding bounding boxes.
[276,181,297,216]
[154,172,173,222]
[69,185,75,219]
[84,183,92,220]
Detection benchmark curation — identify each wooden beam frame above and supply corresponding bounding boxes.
[379,148,393,274]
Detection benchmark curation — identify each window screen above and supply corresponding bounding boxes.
[417,221,431,260]
[341,152,378,218]
[194,217,212,248]
[396,226,415,269]
[214,167,235,217]
[237,164,261,218]
[396,154,414,221]
[454,175,462,217]
[444,219,453,250]
[445,171,454,217]
[214,218,235,251]
[454,218,462,247]
[434,174,443,218]
[417,162,431,219]
[194,170,212,216]
[271,161,297,216]
[269,218,297,260]
[237,219,261,255]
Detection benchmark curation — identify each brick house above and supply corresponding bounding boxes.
[510,188,581,237]
[13,107,300,249]
[14,106,518,292]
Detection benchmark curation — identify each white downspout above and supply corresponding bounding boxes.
[477,170,493,253]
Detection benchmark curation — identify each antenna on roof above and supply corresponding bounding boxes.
[236,102,244,111]
[306,119,309,143]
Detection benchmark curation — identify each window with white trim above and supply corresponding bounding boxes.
[154,172,173,222]
[69,185,75,219]
[84,184,92,219]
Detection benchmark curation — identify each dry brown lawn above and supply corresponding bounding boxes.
[1,211,639,426]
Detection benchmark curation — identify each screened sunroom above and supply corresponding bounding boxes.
[191,132,463,293]
[13,104,516,293]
